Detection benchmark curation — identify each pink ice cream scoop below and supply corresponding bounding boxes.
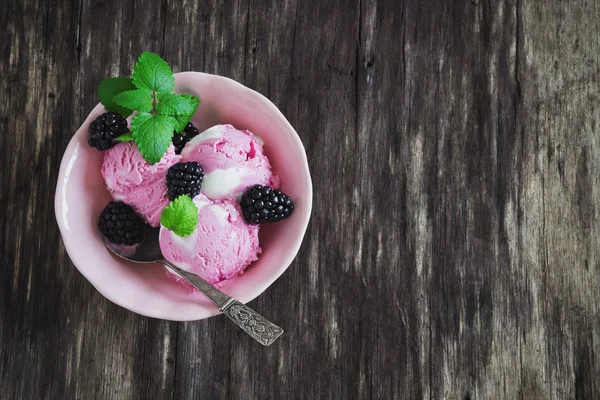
[159,194,261,288]
[181,124,279,200]
[102,142,182,226]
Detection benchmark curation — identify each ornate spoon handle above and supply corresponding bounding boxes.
[220,299,284,346]
[163,261,284,346]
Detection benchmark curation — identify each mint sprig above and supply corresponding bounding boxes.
[96,52,200,164]
[161,195,198,237]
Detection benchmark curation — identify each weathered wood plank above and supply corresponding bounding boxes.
[515,2,600,398]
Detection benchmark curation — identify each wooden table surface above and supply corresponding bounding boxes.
[2,0,599,399]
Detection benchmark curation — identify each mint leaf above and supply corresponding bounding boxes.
[115,132,134,142]
[131,52,175,93]
[113,89,153,113]
[171,94,201,132]
[160,195,198,237]
[131,113,175,164]
[98,77,136,117]
[156,92,196,115]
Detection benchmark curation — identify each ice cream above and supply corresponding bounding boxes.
[99,123,288,290]
[159,194,261,288]
[102,142,182,227]
[181,124,278,200]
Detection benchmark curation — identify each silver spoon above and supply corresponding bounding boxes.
[104,225,284,346]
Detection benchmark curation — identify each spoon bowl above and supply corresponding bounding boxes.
[104,226,163,263]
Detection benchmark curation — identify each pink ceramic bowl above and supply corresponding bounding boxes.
[55,72,312,321]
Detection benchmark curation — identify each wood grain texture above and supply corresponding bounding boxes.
[1,0,599,399]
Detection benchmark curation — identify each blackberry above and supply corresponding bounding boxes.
[241,185,294,224]
[88,112,129,151]
[98,201,145,245]
[166,162,204,201]
[172,122,200,154]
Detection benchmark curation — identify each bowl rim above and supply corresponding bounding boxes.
[55,71,313,321]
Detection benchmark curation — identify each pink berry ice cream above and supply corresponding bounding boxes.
[159,194,261,288]
[181,124,279,200]
[102,142,182,227]
[99,122,290,290]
